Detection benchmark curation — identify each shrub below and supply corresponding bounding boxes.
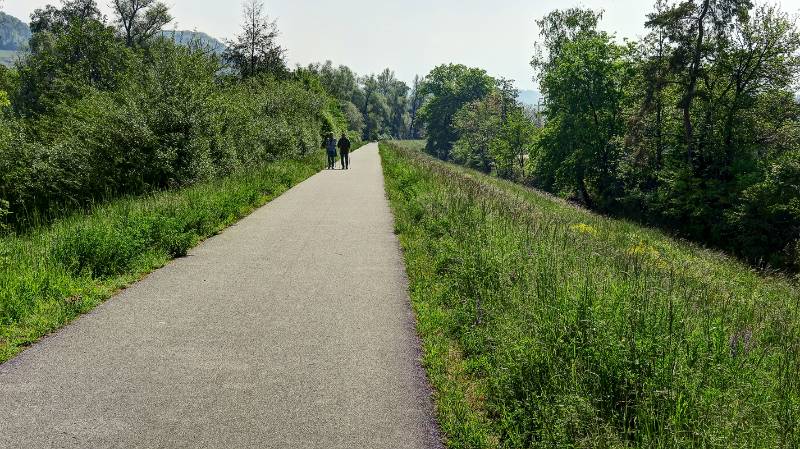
[0,39,340,230]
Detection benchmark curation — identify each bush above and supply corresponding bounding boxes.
[0,38,341,230]
[730,150,800,270]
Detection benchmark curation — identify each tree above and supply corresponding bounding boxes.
[408,75,425,139]
[497,107,537,180]
[340,100,365,136]
[452,92,503,173]
[359,74,389,140]
[714,5,800,164]
[419,64,494,160]
[450,81,537,180]
[532,8,628,207]
[376,68,410,139]
[111,0,172,48]
[18,2,132,116]
[313,61,359,102]
[645,0,753,163]
[303,61,366,135]
[224,0,286,80]
[29,0,103,49]
[304,62,415,140]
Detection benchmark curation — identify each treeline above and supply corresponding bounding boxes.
[419,1,800,271]
[0,0,352,230]
[301,61,426,141]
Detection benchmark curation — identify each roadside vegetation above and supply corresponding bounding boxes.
[0,0,369,360]
[417,1,800,272]
[0,153,325,363]
[382,140,800,448]
[0,0,355,231]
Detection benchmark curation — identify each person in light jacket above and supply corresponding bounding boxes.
[323,132,337,169]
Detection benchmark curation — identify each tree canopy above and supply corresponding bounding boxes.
[418,64,494,160]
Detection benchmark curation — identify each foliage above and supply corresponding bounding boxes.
[730,149,800,267]
[0,0,348,230]
[29,0,103,38]
[408,75,425,139]
[452,91,503,173]
[304,60,416,141]
[418,64,494,160]
[112,0,173,48]
[16,12,133,116]
[533,9,631,208]
[451,83,538,181]
[223,0,287,80]
[382,140,800,448]
[626,2,800,270]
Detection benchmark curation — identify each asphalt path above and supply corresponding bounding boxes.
[0,143,442,449]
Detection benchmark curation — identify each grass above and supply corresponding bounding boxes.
[0,151,326,363]
[380,141,800,448]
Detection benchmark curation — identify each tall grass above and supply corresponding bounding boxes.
[0,152,326,363]
[380,141,800,448]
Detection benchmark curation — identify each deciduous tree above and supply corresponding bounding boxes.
[419,64,494,160]
[111,0,172,48]
[224,0,286,80]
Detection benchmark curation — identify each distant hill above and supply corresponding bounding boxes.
[159,30,226,53]
[518,89,541,106]
[0,49,19,67]
[0,26,225,67]
[0,12,31,51]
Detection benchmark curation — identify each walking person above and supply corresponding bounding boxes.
[337,133,352,170]
[323,132,337,169]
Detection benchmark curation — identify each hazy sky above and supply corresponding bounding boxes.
[5,0,800,89]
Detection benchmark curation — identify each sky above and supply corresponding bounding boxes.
[5,0,800,90]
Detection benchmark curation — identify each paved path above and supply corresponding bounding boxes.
[0,144,442,449]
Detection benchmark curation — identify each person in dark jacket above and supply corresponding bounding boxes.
[323,132,337,169]
[337,133,352,170]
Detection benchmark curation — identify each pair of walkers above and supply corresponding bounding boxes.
[324,132,352,170]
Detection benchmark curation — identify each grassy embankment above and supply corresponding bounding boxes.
[380,141,800,448]
[0,151,328,363]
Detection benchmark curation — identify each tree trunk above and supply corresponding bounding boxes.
[577,172,593,208]
[682,0,711,163]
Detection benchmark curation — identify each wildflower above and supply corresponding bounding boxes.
[628,241,661,259]
[570,223,598,237]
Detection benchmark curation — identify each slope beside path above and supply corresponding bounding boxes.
[0,143,442,449]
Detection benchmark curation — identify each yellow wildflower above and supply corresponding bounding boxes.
[570,223,598,237]
[628,241,661,260]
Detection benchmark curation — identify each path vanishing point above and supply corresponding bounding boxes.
[0,143,443,449]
